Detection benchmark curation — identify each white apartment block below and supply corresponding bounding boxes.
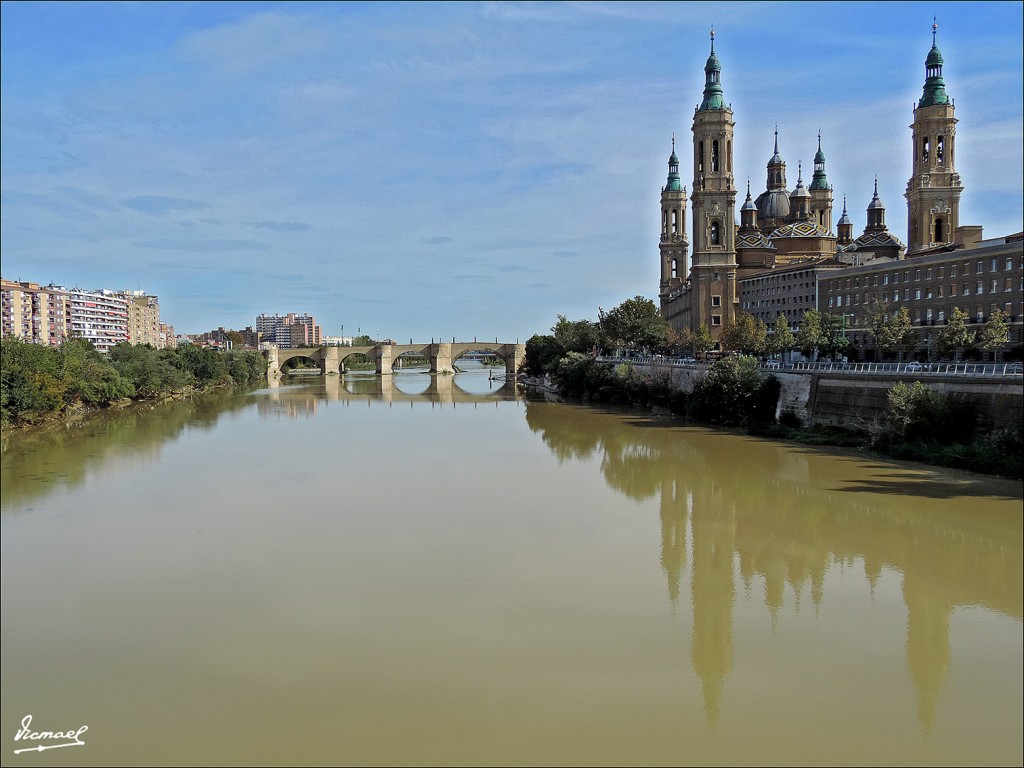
[64,288,129,353]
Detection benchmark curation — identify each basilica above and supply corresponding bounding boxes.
[659,25,975,338]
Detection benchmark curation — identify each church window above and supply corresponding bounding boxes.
[934,218,944,242]
[922,137,930,163]
[819,210,824,226]
[727,141,732,171]
[711,315,721,326]
[711,140,720,173]
[698,141,704,173]
[671,209,678,235]
[671,259,678,279]
[710,221,720,245]
[712,295,721,307]
[936,136,944,165]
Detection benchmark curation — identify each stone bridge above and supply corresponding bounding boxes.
[264,341,526,377]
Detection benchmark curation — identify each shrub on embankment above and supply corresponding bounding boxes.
[544,351,776,428]
[526,344,1022,479]
[1,337,267,427]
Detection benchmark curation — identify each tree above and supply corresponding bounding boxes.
[936,306,974,361]
[524,334,565,376]
[818,313,849,360]
[681,324,716,359]
[796,310,823,359]
[977,308,1010,361]
[888,307,918,361]
[865,302,917,361]
[597,295,668,353]
[766,312,795,360]
[686,355,778,427]
[864,300,892,357]
[352,334,374,346]
[552,315,600,355]
[720,313,767,356]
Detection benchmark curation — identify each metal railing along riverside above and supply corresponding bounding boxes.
[598,356,1024,378]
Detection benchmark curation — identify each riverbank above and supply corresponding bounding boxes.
[518,364,1023,480]
[0,337,267,428]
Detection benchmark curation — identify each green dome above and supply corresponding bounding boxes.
[698,32,726,111]
[919,25,950,108]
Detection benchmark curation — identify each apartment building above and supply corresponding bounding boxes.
[256,313,322,348]
[118,291,163,347]
[739,259,847,332]
[817,233,1023,358]
[64,288,129,353]
[1,279,70,346]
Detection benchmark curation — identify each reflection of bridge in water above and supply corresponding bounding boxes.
[263,369,521,411]
[265,341,526,377]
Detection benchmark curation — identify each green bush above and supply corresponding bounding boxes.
[687,355,778,427]
[524,334,565,377]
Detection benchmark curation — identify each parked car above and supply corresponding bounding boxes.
[1006,362,1023,374]
[905,362,924,372]
[680,357,697,365]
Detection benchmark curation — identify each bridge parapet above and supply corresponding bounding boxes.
[264,341,525,377]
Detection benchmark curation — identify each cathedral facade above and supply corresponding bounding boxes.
[660,26,969,339]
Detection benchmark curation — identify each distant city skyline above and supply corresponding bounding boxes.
[2,1,1022,339]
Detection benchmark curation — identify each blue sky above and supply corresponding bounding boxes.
[2,1,1022,340]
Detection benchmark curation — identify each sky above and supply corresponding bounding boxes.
[2,1,1022,341]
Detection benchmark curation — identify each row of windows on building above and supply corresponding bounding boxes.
[1,279,174,352]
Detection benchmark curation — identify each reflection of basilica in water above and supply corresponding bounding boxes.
[524,401,1023,729]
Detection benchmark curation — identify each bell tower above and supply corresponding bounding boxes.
[659,136,689,303]
[905,20,962,252]
[690,30,737,336]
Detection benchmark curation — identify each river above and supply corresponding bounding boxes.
[2,364,1021,766]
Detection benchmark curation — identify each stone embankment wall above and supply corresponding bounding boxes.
[631,362,1022,430]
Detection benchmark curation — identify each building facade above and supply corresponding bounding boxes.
[117,291,164,347]
[819,234,1023,358]
[256,313,323,348]
[63,288,129,353]
[1,279,69,346]
[660,25,1021,357]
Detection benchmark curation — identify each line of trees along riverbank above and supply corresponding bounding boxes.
[1,337,267,427]
[523,297,1022,479]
